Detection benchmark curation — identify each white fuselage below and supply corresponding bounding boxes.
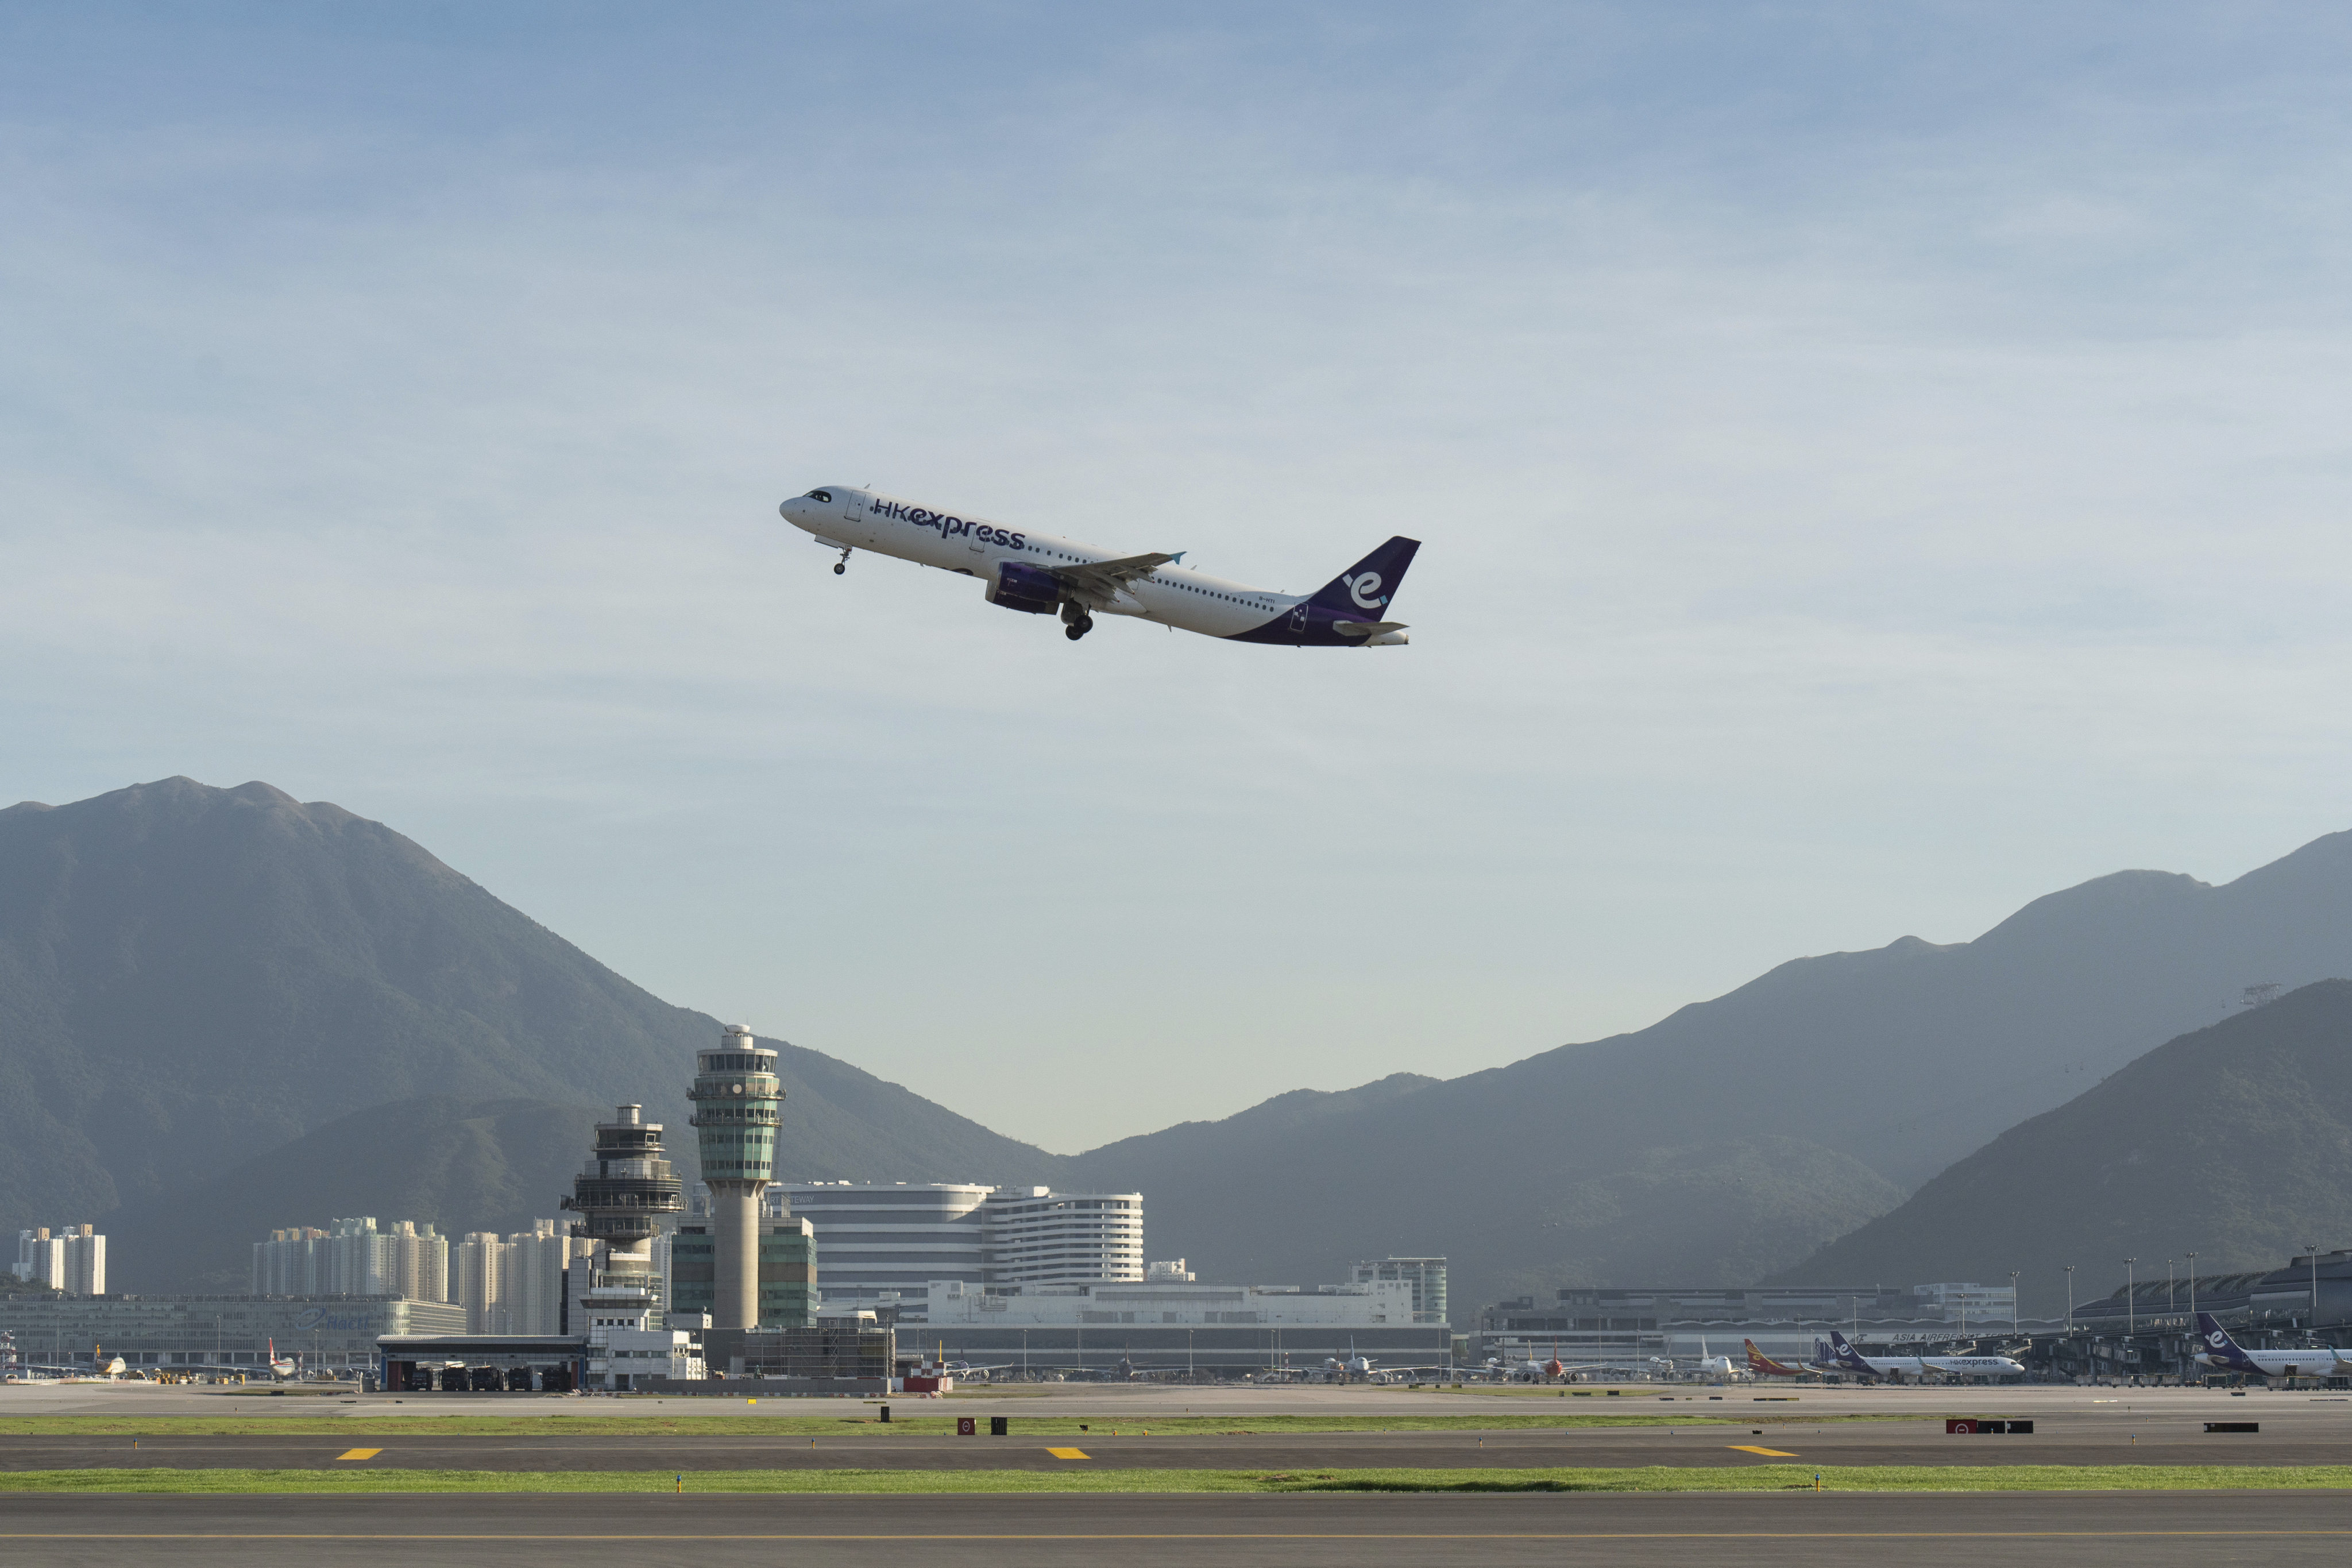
[2200,1346,2352,1378]
[1849,1355,2024,1380]
[780,486,1303,639]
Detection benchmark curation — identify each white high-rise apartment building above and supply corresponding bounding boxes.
[385,1221,447,1303]
[16,1230,62,1288]
[455,1233,505,1334]
[502,1220,574,1335]
[250,1218,453,1303]
[15,1227,105,1295]
[323,1218,387,1295]
[253,1228,329,1295]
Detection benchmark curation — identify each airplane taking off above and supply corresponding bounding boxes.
[1826,1330,2024,1382]
[2195,1313,2351,1381]
[778,486,1420,646]
[1744,1339,1808,1378]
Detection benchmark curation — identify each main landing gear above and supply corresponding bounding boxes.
[833,546,852,575]
[1060,603,1095,642]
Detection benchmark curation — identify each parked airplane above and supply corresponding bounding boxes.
[1323,1350,1449,1383]
[778,486,1420,646]
[2194,1313,2351,1381]
[1491,1348,1674,1382]
[1679,1337,1745,1381]
[1744,1339,1808,1378]
[267,1339,297,1379]
[1826,1330,2024,1382]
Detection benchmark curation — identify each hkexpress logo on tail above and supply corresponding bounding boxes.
[871,499,1026,551]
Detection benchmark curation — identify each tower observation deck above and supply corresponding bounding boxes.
[690,1025,784,1330]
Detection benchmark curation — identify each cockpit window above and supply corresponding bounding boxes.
[809,489,833,503]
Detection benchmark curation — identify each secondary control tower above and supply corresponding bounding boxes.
[560,1104,685,1330]
[689,1025,785,1329]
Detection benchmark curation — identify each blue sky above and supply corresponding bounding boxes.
[6,4,2351,1153]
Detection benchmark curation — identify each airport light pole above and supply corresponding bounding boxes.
[2065,1266,2075,1334]
[2010,1272,2019,1333]
[2186,1252,2196,1330]
[2308,1243,2322,1334]
[2125,1258,2137,1341]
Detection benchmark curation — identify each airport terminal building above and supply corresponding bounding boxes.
[0,1294,465,1372]
[1474,1282,2028,1366]
[2072,1249,2352,1337]
[910,1277,1447,1376]
[771,1183,1145,1322]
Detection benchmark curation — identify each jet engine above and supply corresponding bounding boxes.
[986,561,1062,615]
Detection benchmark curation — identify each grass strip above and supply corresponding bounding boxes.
[0,1465,2346,1495]
[0,1412,1891,1438]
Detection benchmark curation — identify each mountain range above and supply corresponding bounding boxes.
[3,777,2347,1308]
[0,779,1060,1249]
[1772,978,2352,1299]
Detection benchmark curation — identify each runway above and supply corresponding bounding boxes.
[2,1490,2349,1566]
[2,1413,2346,1470]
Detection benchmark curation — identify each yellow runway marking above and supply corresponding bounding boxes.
[1045,1447,1091,1459]
[1728,1445,1798,1457]
[333,1449,382,1461]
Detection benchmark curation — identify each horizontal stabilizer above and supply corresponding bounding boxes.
[1333,620,1408,636]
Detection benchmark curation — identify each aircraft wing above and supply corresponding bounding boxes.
[1050,553,1176,608]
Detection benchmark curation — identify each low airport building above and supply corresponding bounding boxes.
[378,1335,589,1392]
[1352,1257,1448,1324]
[1474,1282,2029,1367]
[907,1277,1447,1376]
[0,1293,464,1373]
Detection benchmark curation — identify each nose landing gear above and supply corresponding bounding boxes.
[834,546,852,575]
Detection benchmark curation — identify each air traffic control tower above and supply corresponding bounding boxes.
[561,1104,685,1331]
[689,1025,783,1330]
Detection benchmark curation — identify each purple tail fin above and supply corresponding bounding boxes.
[1308,536,1420,616]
